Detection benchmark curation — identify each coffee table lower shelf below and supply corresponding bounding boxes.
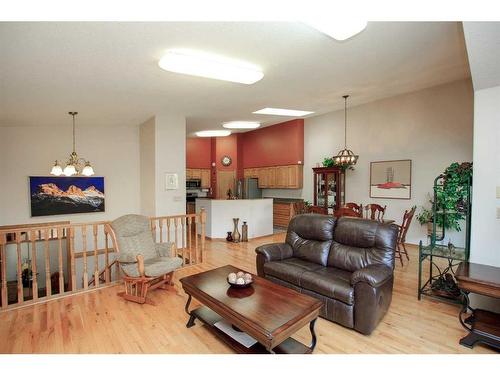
[189,306,313,354]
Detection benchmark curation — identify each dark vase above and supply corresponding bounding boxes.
[226,231,233,242]
[232,218,241,243]
[241,221,248,242]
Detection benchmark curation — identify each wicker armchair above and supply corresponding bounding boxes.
[106,214,182,304]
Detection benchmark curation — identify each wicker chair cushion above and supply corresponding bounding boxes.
[111,214,158,262]
[121,256,183,278]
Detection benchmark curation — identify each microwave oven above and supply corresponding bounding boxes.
[186,179,201,189]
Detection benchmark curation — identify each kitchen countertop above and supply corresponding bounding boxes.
[266,198,304,203]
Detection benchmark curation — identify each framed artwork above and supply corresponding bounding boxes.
[165,173,178,190]
[29,176,105,217]
[370,160,412,199]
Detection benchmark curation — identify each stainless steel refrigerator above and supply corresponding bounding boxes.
[237,178,262,199]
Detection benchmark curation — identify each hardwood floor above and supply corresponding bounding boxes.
[0,233,495,354]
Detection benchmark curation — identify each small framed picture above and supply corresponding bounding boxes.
[370,160,412,199]
[165,173,178,190]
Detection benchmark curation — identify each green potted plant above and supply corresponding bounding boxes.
[416,162,472,236]
[322,157,354,171]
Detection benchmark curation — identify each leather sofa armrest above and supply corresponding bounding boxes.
[351,264,393,288]
[255,243,293,262]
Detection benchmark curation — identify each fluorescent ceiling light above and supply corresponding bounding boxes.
[159,49,264,84]
[222,121,261,129]
[253,108,314,117]
[303,20,368,41]
[195,130,231,137]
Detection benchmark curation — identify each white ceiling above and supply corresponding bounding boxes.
[0,22,470,135]
[463,22,500,90]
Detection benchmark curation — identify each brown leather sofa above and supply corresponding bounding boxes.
[256,214,398,335]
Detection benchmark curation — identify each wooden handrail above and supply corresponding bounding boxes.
[0,210,206,312]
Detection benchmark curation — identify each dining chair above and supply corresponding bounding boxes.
[344,202,363,217]
[366,204,386,221]
[334,207,360,218]
[395,206,416,266]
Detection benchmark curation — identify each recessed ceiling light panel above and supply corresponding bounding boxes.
[159,49,264,84]
[253,108,314,117]
[222,121,261,129]
[195,130,231,137]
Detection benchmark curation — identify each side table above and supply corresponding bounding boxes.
[455,262,500,350]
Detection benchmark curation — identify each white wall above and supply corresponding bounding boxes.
[287,79,473,245]
[0,124,141,225]
[154,114,186,216]
[139,117,156,217]
[138,114,187,217]
[470,85,500,265]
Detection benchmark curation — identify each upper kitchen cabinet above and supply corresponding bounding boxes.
[186,168,211,189]
[251,165,302,189]
[200,169,211,188]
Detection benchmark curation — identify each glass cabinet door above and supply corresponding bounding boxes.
[326,173,337,214]
[316,173,326,208]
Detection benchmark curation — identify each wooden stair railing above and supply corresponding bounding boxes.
[87,259,117,287]
[0,210,206,312]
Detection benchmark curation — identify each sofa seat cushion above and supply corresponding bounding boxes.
[263,258,323,285]
[121,256,183,278]
[300,267,354,305]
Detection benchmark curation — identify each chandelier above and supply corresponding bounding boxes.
[333,95,358,167]
[50,112,95,177]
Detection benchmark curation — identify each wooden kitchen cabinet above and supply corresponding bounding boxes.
[246,165,302,189]
[187,168,210,188]
[200,169,211,188]
[273,201,300,227]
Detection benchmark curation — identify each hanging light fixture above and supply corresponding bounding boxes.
[50,112,95,177]
[333,95,358,168]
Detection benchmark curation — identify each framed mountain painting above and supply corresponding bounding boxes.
[370,160,411,199]
[29,176,105,217]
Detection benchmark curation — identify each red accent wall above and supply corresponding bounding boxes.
[240,119,304,168]
[215,134,238,171]
[186,138,211,168]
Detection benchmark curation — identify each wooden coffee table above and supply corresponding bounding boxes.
[180,265,323,354]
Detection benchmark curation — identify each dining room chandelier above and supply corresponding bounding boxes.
[333,95,359,167]
[50,112,95,177]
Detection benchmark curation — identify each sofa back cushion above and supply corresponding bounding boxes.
[328,217,397,271]
[286,214,336,266]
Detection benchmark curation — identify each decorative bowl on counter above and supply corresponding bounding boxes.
[227,271,253,288]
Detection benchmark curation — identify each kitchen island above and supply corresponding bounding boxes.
[195,198,273,239]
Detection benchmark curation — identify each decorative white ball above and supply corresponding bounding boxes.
[236,271,245,278]
[228,274,237,283]
[236,277,245,285]
[244,273,252,282]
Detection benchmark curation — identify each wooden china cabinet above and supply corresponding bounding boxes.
[312,167,345,214]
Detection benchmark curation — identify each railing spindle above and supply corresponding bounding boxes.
[82,225,88,290]
[104,227,110,283]
[200,208,206,264]
[44,229,51,298]
[181,218,186,264]
[187,217,192,265]
[15,231,23,304]
[159,219,163,243]
[30,230,38,300]
[166,218,171,243]
[174,218,180,265]
[195,215,199,264]
[69,228,76,292]
[57,227,64,294]
[93,224,99,287]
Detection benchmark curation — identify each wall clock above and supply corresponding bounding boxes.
[221,155,232,166]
